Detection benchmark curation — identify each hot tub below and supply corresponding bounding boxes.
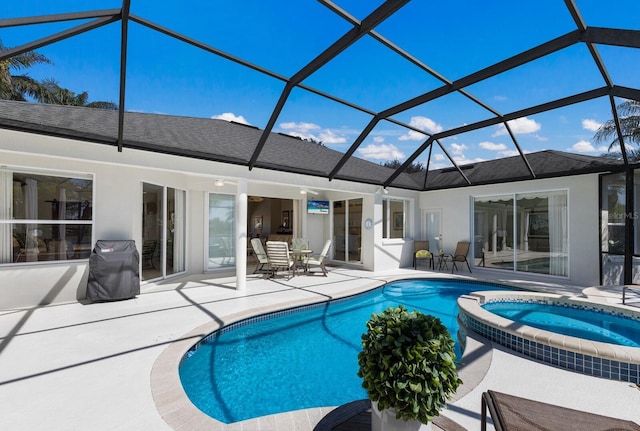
[458,291,640,383]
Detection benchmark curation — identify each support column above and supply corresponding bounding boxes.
[236,179,248,290]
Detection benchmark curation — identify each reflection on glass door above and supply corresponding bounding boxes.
[332,198,362,263]
[142,183,162,281]
[208,193,235,270]
[424,210,441,255]
[142,183,186,281]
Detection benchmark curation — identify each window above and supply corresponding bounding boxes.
[1,169,93,264]
[382,198,409,239]
[473,190,568,276]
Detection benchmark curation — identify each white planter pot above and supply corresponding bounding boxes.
[371,402,432,431]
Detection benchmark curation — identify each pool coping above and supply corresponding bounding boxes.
[458,290,640,382]
[150,279,389,431]
[150,276,497,430]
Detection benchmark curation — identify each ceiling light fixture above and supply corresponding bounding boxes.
[214,179,225,187]
[299,188,318,195]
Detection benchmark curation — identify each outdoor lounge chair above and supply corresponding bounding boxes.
[481,390,640,431]
[265,240,296,279]
[306,240,332,276]
[250,238,269,274]
[413,240,433,270]
[446,240,471,273]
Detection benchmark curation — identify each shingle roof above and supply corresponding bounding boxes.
[0,100,419,187]
[0,100,623,190]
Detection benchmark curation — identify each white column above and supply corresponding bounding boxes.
[235,179,248,290]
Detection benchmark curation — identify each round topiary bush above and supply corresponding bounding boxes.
[357,305,462,424]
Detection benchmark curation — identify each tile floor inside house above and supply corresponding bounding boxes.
[1,266,640,431]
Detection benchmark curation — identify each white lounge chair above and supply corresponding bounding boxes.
[266,241,296,279]
[306,240,331,276]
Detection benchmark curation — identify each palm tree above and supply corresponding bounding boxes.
[38,78,117,109]
[0,39,51,101]
[0,39,117,109]
[595,99,640,161]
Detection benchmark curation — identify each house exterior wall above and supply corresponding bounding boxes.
[0,129,411,308]
[0,128,605,309]
[419,175,600,287]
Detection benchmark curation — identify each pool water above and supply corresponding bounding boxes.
[179,279,508,424]
[483,301,640,347]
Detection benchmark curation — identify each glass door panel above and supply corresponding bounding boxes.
[474,195,514,271]
[142,183,163,281]
[348,198,362,263]
[166,187,186,275]
[333,200,346,261]
[424,210,441,255]
[208,193,235,270]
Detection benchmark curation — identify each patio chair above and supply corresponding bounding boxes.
[291,237,309,251]
[250,238,269,274]
[446,240,471,273]
[481,390,640,431]
[413,240,433,270]
[141,240,157,268]
[306,240,332,276]
[266,241,296,280]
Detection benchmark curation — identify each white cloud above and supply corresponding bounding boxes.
[498,150,521,157]
[569,140,608,153]
[318,129,347,144]
[277,121,347,144]
[582,119,602,132]
[280,121,320,133]
[399,116,443,141]
[373,136,384,143]
[212,112,251,125]
[452,156,485,166]
[450,143,468,156]
[479,141,507,151]
[357,144,405,160]
[492,117,541,137]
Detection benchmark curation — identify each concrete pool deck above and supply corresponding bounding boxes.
[1,267,640,430]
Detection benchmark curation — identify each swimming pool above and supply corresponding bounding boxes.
[178,279,510,424]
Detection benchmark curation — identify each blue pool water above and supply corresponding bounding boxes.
[179,279,509,424]
[483,301,640,347]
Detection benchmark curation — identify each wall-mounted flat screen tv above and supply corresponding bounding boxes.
[307,200,330,215]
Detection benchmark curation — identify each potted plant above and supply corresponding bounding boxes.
[357,305,462,431]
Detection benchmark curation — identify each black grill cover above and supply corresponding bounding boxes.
[87,240,140,301]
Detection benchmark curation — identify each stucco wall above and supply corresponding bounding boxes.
[419,175,600,287]
[1,130,391,308]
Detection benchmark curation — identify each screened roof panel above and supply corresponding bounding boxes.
[302,35,443,112]
[125,24,285,124]
[597,46,640,89]
[374,0,575,80]
[575,0,640,30]
[266,86,373,151]
[463,44,606,115]
[129,0,352,77]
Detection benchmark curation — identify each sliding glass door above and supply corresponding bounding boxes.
[142,183,186,281]
[473,190,568,276]
[332,198,362,264]
[207,193,235,270]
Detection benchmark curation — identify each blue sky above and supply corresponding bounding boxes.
[3,0,640,169]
